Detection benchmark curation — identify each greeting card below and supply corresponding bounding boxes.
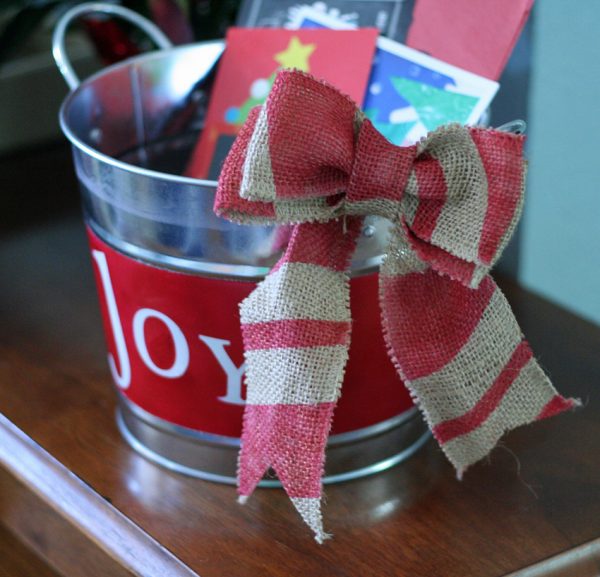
[291,7,498,146]
[236,0,415,42]
[406,0,533,80]
[186,27,378,179]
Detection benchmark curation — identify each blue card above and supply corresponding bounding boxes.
[290,7,499,145]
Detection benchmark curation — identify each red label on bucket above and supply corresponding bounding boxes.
[87,227,414,437]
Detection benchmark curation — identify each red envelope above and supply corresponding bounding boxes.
[407,0,534,80]
[187,27,378,179]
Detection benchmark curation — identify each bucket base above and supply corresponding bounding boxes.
[116,395,431,486]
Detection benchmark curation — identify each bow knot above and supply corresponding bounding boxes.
[346,117,415,217]
[215,69,577,543]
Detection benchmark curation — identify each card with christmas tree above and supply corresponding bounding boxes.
[186,27,378,179]
[291,7,499,146]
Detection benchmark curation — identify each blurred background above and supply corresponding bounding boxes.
[0,0,598,325]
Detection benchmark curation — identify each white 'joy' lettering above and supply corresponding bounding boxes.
[92,248,246,404]
[133,308,190,378]
[198,336,246,405]
[92,249,131,389]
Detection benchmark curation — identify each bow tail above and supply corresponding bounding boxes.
[238,219,362,542]
[379,230,579,476]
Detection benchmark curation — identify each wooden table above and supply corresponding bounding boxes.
[1,212,599,576]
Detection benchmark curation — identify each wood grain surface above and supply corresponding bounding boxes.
[506,538,600,577]
[0,216,598,577]
[0,412,199,577]
[0,523,61,577]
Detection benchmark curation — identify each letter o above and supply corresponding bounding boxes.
[132,308,189,378]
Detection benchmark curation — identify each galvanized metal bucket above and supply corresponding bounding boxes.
[54,2,429,486]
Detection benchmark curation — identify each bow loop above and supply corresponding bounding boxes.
[216,69,360,224]
[400,124,527,288]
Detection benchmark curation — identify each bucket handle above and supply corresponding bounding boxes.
[53,2,173,90]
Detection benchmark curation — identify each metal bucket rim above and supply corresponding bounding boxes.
[58,40,225,189]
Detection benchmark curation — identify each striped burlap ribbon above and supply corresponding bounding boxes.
[215,69,578,542]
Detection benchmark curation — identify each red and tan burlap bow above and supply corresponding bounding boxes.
[215,69,578,542]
